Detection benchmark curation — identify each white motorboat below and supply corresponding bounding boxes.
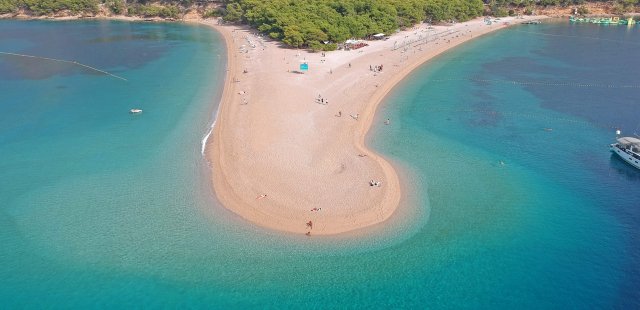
[130,108,143,114]
[610,131,640,170]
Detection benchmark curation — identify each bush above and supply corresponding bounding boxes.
[203,8,223,18]
[494,7,509,17]
[108,0,125,15]
[322,43,338,51]
[129,4,181,19]
[0,0,19,14]
[576,6,589,15]
[611,4,626,14]
[307,41,323,52]
[20,0,99,15]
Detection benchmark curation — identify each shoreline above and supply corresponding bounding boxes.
[0,14,548,235]
[201,15,547,235]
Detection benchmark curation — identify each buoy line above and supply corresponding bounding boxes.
[0,51,127,81]
[424,108,591,124]
[513,30,640,46]
[428,77,640,89]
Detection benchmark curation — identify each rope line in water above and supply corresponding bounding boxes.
[514,30,640,46]
[428,78,640,89]
[0,51,127,81]
[425,108,591,125]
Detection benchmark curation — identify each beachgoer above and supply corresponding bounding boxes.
[384,119,390,125]
[305,232,311,236]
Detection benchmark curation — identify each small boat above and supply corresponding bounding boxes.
[610,131,640,170]
[569,15,636,26]
[130,108,143,114]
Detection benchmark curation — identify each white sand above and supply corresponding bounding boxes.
[202,15,546,235]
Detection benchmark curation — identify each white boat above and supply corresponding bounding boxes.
[610,131,640,170]
[130,108,143,114]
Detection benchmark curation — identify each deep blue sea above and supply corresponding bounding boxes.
[1,19,638,308]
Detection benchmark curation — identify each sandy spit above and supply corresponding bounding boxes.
[201,15,547,236]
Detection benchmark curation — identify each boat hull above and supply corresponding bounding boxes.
[610,144,640,170]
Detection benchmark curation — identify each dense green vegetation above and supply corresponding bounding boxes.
[127,3,180,18]
[484,0,639,16]
[1,0,638,48]
[218,0,638,49]
[220,0,484,50]
[0,0,181,16]
[0,0,98,15]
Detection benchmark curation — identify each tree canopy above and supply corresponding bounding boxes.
[221,0,484,49]
[1,0,638,49]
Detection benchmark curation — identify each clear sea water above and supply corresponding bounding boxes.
[1,20,638,308]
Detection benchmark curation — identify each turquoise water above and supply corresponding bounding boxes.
[1,20,638,308]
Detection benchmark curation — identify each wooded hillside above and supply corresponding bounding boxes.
[1,0,638,50]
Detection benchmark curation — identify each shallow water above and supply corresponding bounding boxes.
[1,19,638,308]
[369,20,640,307]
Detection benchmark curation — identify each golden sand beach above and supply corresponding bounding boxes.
[202,15,546,235]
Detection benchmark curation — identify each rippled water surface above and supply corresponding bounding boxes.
[1,19,638,308]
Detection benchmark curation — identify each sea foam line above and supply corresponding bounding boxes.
[201,103,222,158]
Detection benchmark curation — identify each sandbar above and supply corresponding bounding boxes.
[201,15,546,235]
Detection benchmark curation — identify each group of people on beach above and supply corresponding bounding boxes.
[316,94,328,105]
[305,220,313,236]
[370,64,384,72]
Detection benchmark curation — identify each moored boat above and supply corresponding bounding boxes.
[570,15,636,26]
[610,131,640,170]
